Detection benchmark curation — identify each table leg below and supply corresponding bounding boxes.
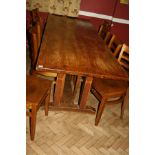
[79,76,93,109]
[54,73,66,106]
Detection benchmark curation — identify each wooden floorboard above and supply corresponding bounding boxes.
[26,94,129,155]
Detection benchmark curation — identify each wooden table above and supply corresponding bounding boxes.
[36,15,128,113]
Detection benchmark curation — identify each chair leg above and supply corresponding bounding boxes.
[95,97,107,126]
[30,105,37,141]
[45,88,50,116]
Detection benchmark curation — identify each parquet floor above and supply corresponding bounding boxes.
[26,49,129,155]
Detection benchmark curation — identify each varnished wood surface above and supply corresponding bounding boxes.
[26,75,51,104]
[26,75,51,140]
[91,44,129,125]
[36,15,128,81]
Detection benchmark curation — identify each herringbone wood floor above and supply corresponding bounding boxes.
[26,49,129,155]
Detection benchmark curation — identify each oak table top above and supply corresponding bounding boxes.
[36,15,128,114]
[36,15,128,81]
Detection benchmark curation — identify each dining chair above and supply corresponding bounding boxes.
[29,23,40,70]
[112,44,122,58]
[26,8,42,61]
[91,44,129,125]
[98,21,112,45]
[29,21,57,77]
[117,44,129,72]
[30,8,42,27]
[31,8,39,19]
[30,11,42,49]
[26,75,51,140]
[28,21,57,106]
[28,8,48,51]
[108,34,122,58]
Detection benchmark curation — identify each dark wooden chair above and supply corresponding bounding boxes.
[108,34,122,59]
[27,8,48,50]
[117,44,129,72]
[91,44,129,125]
[29,21,57,78]
[28,8,42,39]
[30,9,42,50]
[26,75,51,140]
[98,21,112,45]
[98,20,111,38]
[28,22,57,109]
[112,44,122,58]
[30,8,42,28]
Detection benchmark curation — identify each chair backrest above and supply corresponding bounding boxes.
[98,21,111,45]
[112,44,122,58]
[31,8,39,19]
[108,34,122,58]
[30,8,42,26]
[35,21,42,48]
[29,24,39,70]
[103,31,112,45]
[98,20,111,37]
[30,20,42,48]
[30,8,43,43]
[118,44,129,72]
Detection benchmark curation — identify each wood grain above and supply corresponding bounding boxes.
[36,15,128,81]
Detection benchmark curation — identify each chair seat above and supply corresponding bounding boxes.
[32,70,57,77]
[92,78,128,98]
[26,75,51,105]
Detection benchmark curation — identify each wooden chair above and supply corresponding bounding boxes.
[98,21,112,45]
[117,44,129,72]
[29,22,57,78]
[98,20,111,38]
[31,8,40,20]
[30,12,42,49]
[26,75,51,140]
[91,44,129,125]
[27,8,47,51]
[112,44,122,58]
[30,8,42,28]
[29,23,40,71]
[28,22,57,108]
[108,34,122,58]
